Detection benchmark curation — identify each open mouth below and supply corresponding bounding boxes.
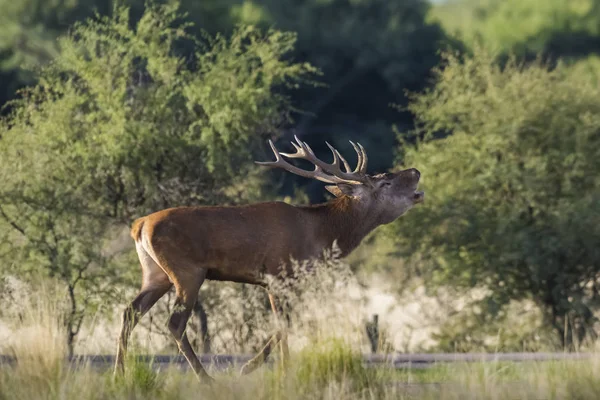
[413,191,425,204]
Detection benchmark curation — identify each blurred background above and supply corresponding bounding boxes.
[1,0,600,356]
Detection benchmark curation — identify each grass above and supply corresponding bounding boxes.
[2,261,600,399]
[2,344,600,399]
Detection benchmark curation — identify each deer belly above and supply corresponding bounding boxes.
[204,268,265,285]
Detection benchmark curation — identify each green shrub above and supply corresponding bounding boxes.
[389,49,600,349]
[293,338,371,391]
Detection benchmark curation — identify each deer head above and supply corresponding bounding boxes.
[256,136,424,225]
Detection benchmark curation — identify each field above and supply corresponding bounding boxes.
[2,348,600,399]
[1,288,599,400]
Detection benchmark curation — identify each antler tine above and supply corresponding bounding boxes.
[298,138,367,182]
[296,135,317,157]
[349,141,363,174]
[357,142,368,174]
[281,136,312,158]
[298,138,369,183]
[256,140,355,185]
[334,149,351,172]
[279,141,303,157]
[293,135,308,153]
[325,142,342,169]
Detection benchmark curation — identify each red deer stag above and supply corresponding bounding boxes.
[114,136,424,381]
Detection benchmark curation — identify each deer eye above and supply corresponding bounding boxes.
[380,181,392,187]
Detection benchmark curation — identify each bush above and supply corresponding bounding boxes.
[388,49,600,349]
[293,338,371,392]
[431,0,600,58]
[0,0,316,351]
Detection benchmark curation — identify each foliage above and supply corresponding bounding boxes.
[388,49,600,349]
[0,0,252,109]
[293,338,371,392]
[0,0,107,72]
[431,0,600,59]
[112,355,162,396]
[0,0,450,206]
[566,54,600,85]
[0,0,114,112]
[0,1,315,351]
[226,0,451,201]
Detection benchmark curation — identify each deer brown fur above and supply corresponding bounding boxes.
[114,137,424,382]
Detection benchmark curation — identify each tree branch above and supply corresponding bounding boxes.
[0,205,27,236]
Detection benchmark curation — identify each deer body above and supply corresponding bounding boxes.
[133,196,392,286]
[114,137,424,381]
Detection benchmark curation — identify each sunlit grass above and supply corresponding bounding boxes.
[1,253,600,399]
[2,343,600,399]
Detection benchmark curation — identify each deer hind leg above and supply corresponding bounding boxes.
[114,244,172,376]
[240,331,283,375]
[166,266,213,382]
[240,292,289,375]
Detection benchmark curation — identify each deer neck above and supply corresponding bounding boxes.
[310,196,381,257]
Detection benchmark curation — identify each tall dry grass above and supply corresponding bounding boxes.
[1,248,600,399]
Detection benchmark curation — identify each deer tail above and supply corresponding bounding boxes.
[130,218,145,242]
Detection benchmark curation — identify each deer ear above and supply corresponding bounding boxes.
[326,184,361,197]
[325,185,344,197]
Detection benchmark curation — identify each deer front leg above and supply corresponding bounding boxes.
[239,292,289,375]
[269,293,290,369]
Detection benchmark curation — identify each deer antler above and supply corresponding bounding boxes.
[256,136,370,185]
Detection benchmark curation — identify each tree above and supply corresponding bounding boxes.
[0,0,250,112]
[0,1,316,353]
[388,50,600,350]
[431,0,600,60]
[0,0,452,198]
[233,0,450,201]
[0,0,116,112]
